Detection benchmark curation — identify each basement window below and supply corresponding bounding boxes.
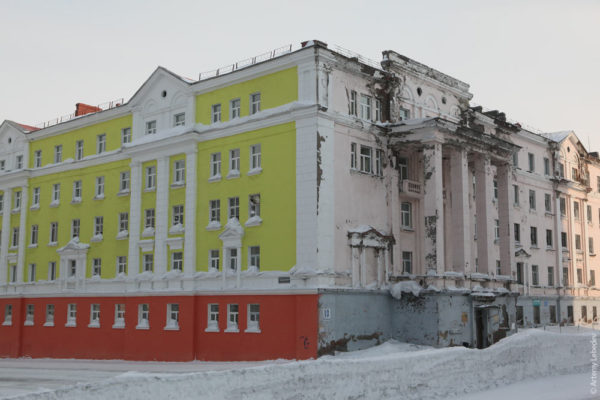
[245,304,261,333]
[3,304,12,326]
[165,304,180,330]
[25,304,34,326]
[206,304,219,332]
[226,304,239,332]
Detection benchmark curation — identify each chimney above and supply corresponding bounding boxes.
[75,103,102,117]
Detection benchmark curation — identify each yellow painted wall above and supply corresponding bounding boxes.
[29,115,132,168]
[25,160,131,280]
[196,122,296,272]
[195,67,298,125]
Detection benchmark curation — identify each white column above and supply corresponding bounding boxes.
[351,246,359,287]
[450,149,471,273]
[360,247,366,287]
[390,156,401,276]
[422,142,445,274]
[497,163,514,276]
[474,155,494,275]
[154,157,169,275]
[384,248,390,285]
[16,186,28,283]
[221,246,227,288]
[183,150,197,278]
[0,188,12,285]
[555,194,564,286]
[583,200,590,286]
[127,161,142,278]
[236,246,242,288]
[376,249,383,288]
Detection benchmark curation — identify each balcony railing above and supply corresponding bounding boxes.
[400,179,422,195]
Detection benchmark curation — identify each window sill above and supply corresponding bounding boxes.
[164,324,180,331]
[171,182,185,188]
[43,322,54,327]
[141,227,155,238]
[206,221,221,231]
[401,226,414,232]
[169,224,185,235]
[11,208,21,214]
[224,326,239,333]
[247,167,262,176]
[90,234,103,242]
[49,201,60,208]
[2,321,12,326]
[117,190,130,197]
[116,231,129,240]
[30,205,40,211]
[9,246,18,251]
[205,326,219,333]
[226,171,240,180]
[112,323,125,329]
[144,187,156,193]
[244,327,261,333]
[545,212,554,217]
[88,322,100,328]
[136,323,150,330]
[591,253,597,257]
[245,216,262,227]
[93,195,105,201]
[24,321,34,326]
[208,175,222,183]
[546,247,555,251]
[28,244,38,249]
[48,242,58,247]
[530,246,539,249]
[71,198,82,204]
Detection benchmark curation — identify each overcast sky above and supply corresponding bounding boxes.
[1,0,599,149]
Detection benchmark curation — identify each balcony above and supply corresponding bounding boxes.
[400,179,422,197]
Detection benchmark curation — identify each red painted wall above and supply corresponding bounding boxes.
[0,294,318,361]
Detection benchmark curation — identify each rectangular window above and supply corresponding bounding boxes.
[512,152,519,167]
[209,249,219,270]
[563,267,569,286]
[494,219,500,240]
[209,200,220,223]
[173,160,185,184]
[52,184,60,203]
[577,268,583,284]
[528,153,534,172]
[9,265,16,282]
[0,194,3,212]
[249,194,260,218]
[590,237,595,254]
[121,127,131,144]
[548,266,555,286]
[496,260,501,275]
[246,304,260,332]
[350,143,357,169]
[117,256,127,274]
[349,90,357,116]
[514,223,521,243]
[95,176,105,198]
[34,150,42,168]
[145,120,156,135]
[560,198,566,216]
[72,180,82,201]
[114,304,125,328]
[76,140,84,160]
[227,304,239,331]
[11,227,19,247]
[174,112,185,127]
[0,160,4,171]
[228,248,238,271]
[402,251,413,274]
[4,304,12,325]
[207,304,219,331]
[43,304,54,326]
[546,229,553,248]
[137,304,149,329]
[493,179,498,199]
[250,93,261,115]
[360,146,372,174]
[71,219,80,238]
[211,104,221,123]
[359,94,372,120]
[143,253,154,272]
[94,216,103,236]
[559,162,565,177]
[572,167,578,181]
[210,153,221,178]
[66,304,77,326]
[530,226,538,247]
[30,224,38,245]
[120,171,130,192]
[574,201,580,219]
[250,144,261,170]
[543,157,550,175]
[401,202,412,229]
[588,205,593,223]
[89,304,100,327]
[25,304,34,325]
[545,193,552,213]
[172,252,183,271]
[145,209,155,228]
[230,98,241,119]
[146,166,156,189]
[591,270,596,287]
[375,149,383,176]
[528,190,536,210]
[532,265,539,286]
[55,145,63,163]
[249,246,260,269]
[561,232,568,248]
[119,212,129,232]
[28,264,36,282]
[172,205,184,226]
[398,108,410,120]
[374,99,382,122]
[516,262,524,284]
[166,304,179,329]
[92,258,101,277]
[229,149,240,174]
[14,191,21,209]
[48,261,56,281]
[68,260,76,278]
[228,197,239,220]
[16,155,23,169]
[576,234,582,250]
[49,222,58,244]
[97,134,106,154]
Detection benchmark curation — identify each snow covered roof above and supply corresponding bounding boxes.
[541,130,573,143]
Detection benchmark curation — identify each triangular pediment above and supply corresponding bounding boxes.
[128,67,194,109]
[219,218,245,240]
[514,248,531,258]
[57,237,90,254]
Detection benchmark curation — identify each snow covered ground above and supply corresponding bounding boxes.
[0,328,596,399]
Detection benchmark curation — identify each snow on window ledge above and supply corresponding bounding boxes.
[116,230,129,240]
[30,204,40,210]
[11,207,21,214]
[224,325,239,333]
[90,234,103,242]
[65,321,76,328]
[244,216,262,227]
[93,194,105,201]
[71,197,82,204]
[49,200,60,208]
[141,227,155,238]
[164,321,180,331]
[136,320,150,330]
[24,320,34,326]
[208,174,222,183]
[88,321,100,328]
[226,170,240,180]
[247,167,262,176]
[171,181,185,188]
[43,322,55,327]
[205,325,219,333]
[48,241,58,247]
[244,326,261,334]
[2,320,12,326]
[206,221,221,231]
[112,321,125,329]
[28,244,38,249]
[117,190,130,197]
[169,224,185,235]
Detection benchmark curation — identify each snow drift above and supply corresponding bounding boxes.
[9,329,593,400]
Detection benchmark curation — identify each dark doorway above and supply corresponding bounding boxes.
[549,305,557,324]
[475,308,485,349]
[567,306,574,324]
